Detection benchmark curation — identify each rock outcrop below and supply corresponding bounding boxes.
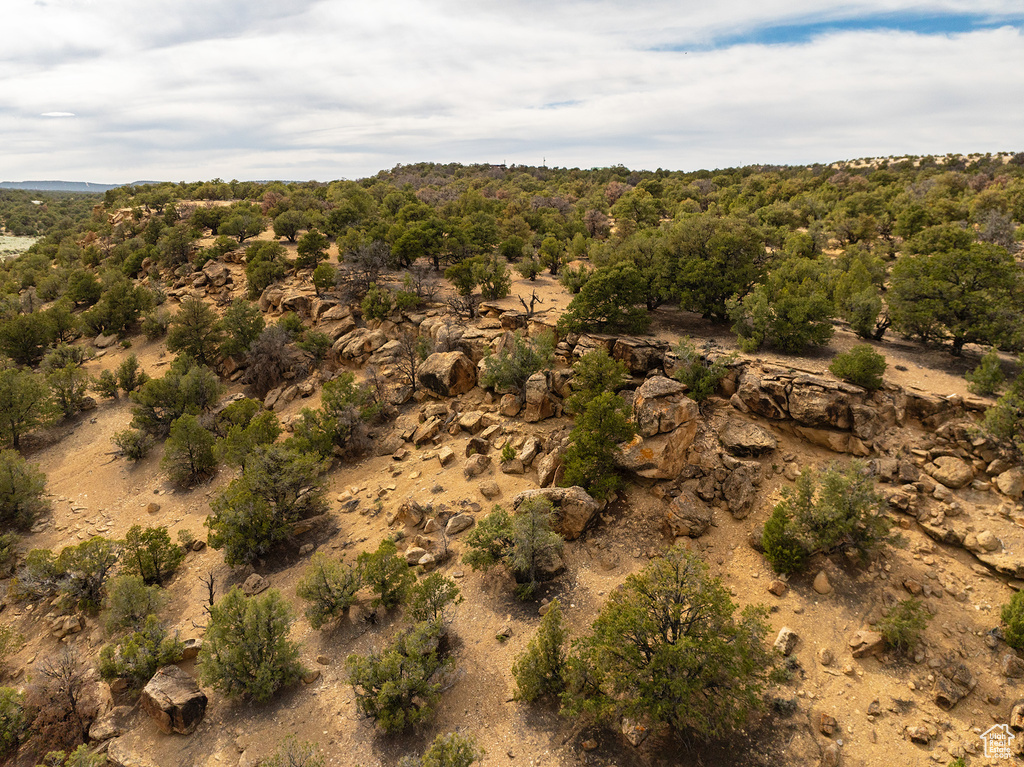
[140,665,208,735]
[418,351,477,397]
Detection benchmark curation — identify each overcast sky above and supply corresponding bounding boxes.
[2,0,1022,183]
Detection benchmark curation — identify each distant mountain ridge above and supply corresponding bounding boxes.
[0,180,162,192]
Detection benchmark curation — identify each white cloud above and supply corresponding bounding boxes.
[0,1,1021,181]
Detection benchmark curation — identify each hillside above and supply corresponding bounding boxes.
[0,157,1023,767]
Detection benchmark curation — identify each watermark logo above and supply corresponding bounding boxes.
[981,724,1015,759]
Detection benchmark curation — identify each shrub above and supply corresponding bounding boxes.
[296,329,332,362]
[0,533,17,577]
[760,506,809,576]
[515,258,545,281]
[99,615,184,689]
[161,414,217,486]
[346,618,451,733]
[0,687,24,758]
[218,299,265,358]
[296,552,361,629]
[358,538,414,610]
[566,348,629,414]
[206,445,327,566]
[408,573,462,624]
[829,345,887,390]
[244,241,288,299]
[0,366,55,449]
[103,574,166,634]
[1002,590,1024,650]
[418,732,484,767]
[312,263,336,297]
[361,282,393,320]
[474,254,511,300]
[27,648,95,753]
[558,263,591,294]
[556,263,650,335]
[286,373,377,459]
[762,463,895,574]
[0,449,50,531]
[500,442,516,463]
[47,365,91,418]
[40,345,88,374]
[263,737,324,767]
[966,348,1005,396]
[55,537,121,612]
[141,309,170,340]
[112,429,153,461]
[242,325,291,397]
[122,526,184,585]
[563,546,775,739]
[672,338,734,402]
[878,598,931,653]
[94,369,119,399]
[512,599,567,702]
[561,392,635,500]
[0,625,23,670]
[729,257,834,354]
[130,357,222,436]
[462,500,563,600]
[199,587,304,703]
[166,297,223,366]
[116,353,149,394]
[216,410,281,470]
[479,332,554,394]
[295,228,329,269]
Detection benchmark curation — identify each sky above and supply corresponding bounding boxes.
[2,0,1022,183]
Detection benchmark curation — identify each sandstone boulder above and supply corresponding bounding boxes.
[663,492,711,538]
[418,351,477,397]
[201,260,230,288]
[632,376,699,437]
[140,666,207,735]
[928,456,974,489]
[722,463,760,519]
[612,337,666,374]
[445,514,475,536]
[522,372,557,423]
[719,421,777,457]
[849,630,884,658]
[616,427,696,480]
[774,627,799,656]
[996,468,1024,499]
[513,486,599,541]
[463,453,492,478]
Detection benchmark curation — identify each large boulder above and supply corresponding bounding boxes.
[787,381,854,430]
[612,337,667,375]
[663,492,711,538]
[722,462,761,519]
[719,421,777,456]
[522,372,557,423]
[995,468,1024,499]
[140,665,207,735]
[616,426,695,480]
[927,456,974,489]
[201,260,231,288]
[735,370,789,419]
[632,376,699,437]
[418,351,477,397]
[512,486,599,541]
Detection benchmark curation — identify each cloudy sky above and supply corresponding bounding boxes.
[2,0,1022,183]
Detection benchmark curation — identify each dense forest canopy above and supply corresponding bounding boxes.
[2,151,1024,362]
